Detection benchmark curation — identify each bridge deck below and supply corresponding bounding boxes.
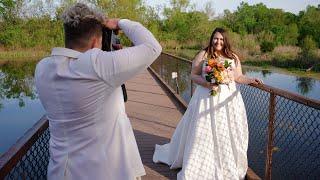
[125,70,181,179]
[125,70,260,180]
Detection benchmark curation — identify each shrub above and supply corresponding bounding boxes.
[272,45,300,60]
[239,34,260,56]
[300,36,317,53]
[260,40,276,53]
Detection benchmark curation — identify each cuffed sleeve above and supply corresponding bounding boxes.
[91,19,162,87]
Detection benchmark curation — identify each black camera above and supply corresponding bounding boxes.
[102,27,113,52]
[101,27,128,102]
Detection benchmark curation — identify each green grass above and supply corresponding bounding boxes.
[0,49,49,61]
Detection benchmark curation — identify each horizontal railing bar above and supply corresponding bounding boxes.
[162,52,320,110]
[0,116,48,178]
[250,83,320,110]
[162,52,193,64]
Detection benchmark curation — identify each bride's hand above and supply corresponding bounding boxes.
[248,78,263,85]
[203,82,219,91]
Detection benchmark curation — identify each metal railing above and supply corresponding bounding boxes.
[150,52,320,179]
[0,116,49,179]
[0,52,319,179]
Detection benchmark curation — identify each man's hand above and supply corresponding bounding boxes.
[104,18,120,30]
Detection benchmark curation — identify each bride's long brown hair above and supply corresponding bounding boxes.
[204,28,239,64]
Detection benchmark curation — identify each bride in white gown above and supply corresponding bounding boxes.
[153,28,262,180]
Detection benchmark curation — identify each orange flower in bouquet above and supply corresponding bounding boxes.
[204,58,232,96]
[217,63,225,71]
[207,59,217,67]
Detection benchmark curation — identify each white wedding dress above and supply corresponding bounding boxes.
[153,56,249,180]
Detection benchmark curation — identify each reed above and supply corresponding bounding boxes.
[0,48,49,61]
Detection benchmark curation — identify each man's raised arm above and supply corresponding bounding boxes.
[92,19,162,87]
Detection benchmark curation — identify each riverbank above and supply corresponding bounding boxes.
[165,48,320,79]
[1,49,320,79]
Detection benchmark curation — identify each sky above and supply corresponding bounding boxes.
[143,0,320,16]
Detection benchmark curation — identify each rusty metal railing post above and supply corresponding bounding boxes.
[160,55,163,77]
[189,61,193,97]
[176,59,179,94]
[190,80,193,97]
[265,92,276,180]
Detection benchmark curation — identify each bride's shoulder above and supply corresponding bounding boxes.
[197,50,207,57]
[231,53,240,61]
[194,50,207,61]
[192,50,208,68]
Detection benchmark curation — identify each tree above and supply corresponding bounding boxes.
[0,0,15,20]
[92,0,146,21]
[222,2,303,46]
[204,1,215,20]
[283,23,299,45]
[170,0,190,12]
[297,36,318,70]
[162,7,211,44]
[235,2,256,34]
[300,35,317,54]
[298,5,320,47]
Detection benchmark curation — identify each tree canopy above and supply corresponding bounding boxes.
[0,0,319,51]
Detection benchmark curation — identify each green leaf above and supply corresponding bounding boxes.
[205,75,211,82]
[224,60,232,68]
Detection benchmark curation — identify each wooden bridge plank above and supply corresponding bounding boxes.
[126,70,181,180]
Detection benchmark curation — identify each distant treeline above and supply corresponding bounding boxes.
[0,0,319,70]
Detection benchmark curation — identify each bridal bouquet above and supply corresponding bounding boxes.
[204,58,232,96]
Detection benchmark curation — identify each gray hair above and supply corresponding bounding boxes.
[61,3,105,27]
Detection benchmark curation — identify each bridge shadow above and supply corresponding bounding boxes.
[133,130,180,179]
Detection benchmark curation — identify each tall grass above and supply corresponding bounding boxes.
[0,48,49,61]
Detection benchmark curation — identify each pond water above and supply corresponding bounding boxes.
[0,61,45,154]
[242,67,320,101]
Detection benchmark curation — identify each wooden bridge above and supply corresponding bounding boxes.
[126,69,260,180]
[1,53,319,179]
[0,68,260,180]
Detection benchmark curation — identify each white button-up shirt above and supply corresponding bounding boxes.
[35,19,162,180]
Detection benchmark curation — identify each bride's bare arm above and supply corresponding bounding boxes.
[233,55,262,85]
[191,50,217,89]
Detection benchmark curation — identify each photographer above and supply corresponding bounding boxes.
[35,3,161,180]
